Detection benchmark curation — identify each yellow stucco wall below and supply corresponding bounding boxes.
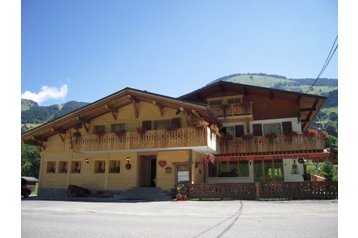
[156,150,190,190]
[38,101,195,192]
[192,151,205,184]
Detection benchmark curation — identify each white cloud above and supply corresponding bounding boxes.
[21,84,68,104]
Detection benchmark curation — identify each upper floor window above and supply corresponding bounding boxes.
[208,99,222,106]
[223,125,245,137]
[227,97,242,104]
[149,118,181,130]
[111,123,125,132]
[154,119,171,130]
[263,123,282,136]
[93,125,106,134]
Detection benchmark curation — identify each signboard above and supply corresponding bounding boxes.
[177,171,190,183]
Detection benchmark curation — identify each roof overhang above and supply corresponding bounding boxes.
[179,81,326,131]
[21,87,222,143]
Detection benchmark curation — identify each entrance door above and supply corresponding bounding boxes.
[138,155,156,187]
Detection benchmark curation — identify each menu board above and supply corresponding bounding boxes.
[177,171,190,182]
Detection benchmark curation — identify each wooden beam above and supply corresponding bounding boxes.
[191,110,201,118]
[300,107,316,112]
[181,108,191,126]
[132,99,139,118]
[152,100,164,116]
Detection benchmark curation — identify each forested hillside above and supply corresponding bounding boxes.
[21,100,88,132]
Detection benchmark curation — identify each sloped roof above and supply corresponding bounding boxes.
[21,87,221,143]
[179,80,326,130]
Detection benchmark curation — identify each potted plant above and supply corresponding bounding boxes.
[136,127,146,135]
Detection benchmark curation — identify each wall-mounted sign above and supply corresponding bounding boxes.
[165,166,172,173]
[177,171,189,183]
[158,160,167,167]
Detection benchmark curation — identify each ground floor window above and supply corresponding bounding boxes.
[59,161,68,173]
[109,160,120,173]
[254,159,283,182]
[71,161,81,173]
[208,161,249,177]
[47,161,56,173]
[95,160,105,173]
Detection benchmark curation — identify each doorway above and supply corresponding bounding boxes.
[138,155,157,187]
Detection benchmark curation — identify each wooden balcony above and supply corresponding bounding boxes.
[209,102,253,118]
[219,134,326,154]
[72,127,217,152]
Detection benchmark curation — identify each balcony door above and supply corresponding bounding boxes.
[138,155,157,187]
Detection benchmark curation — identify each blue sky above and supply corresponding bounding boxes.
[21,0,338,106]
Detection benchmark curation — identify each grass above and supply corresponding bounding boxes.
[31,183,39,196]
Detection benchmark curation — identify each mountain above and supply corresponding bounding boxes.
[21,100,89,132]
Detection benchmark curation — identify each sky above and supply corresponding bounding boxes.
[21,0,338,106]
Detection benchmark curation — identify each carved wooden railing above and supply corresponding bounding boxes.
[219,134,325,154]
[209,102,253,117]
[73,127,215,152]
[187,181,338,200]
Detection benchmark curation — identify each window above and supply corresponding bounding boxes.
[254,160,283,182]
[253,124,263,136]
[47,161,56,173]
[95,160,105,173]
[238,161,249,177]
[142,121,152,130]
[111,123,125,132]
[59,161,68,173]
[208,99,222,106]
[282,121,293,135]
[263,123,282,136]
[208,161,250,177]
[171,118,181,129]
[153,119,171,130]
[109,160,120,173]
[93,125,106,134]
[71,161,81,173]
[227,97,242,104]
[224,125,245,137]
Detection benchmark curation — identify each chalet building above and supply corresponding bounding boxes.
[21,81,331,198]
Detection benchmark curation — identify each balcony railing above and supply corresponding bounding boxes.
[219,134,326,154]
[72,127,217,152]
[209,102,253,117]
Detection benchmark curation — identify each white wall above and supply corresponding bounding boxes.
[283,159,304,182]
[249,117,302,134]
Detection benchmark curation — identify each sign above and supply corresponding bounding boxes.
[177,171,190,183]
[158,160,167,167]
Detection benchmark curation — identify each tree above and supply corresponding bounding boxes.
[325,135,338,149]
[319,161,337,181]
[21,144,41,178]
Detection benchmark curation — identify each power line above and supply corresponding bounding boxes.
[306,35,338,93]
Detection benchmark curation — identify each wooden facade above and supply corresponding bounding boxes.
[21,82,331,197]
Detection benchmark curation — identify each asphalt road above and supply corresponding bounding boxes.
[22,199,337,238]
